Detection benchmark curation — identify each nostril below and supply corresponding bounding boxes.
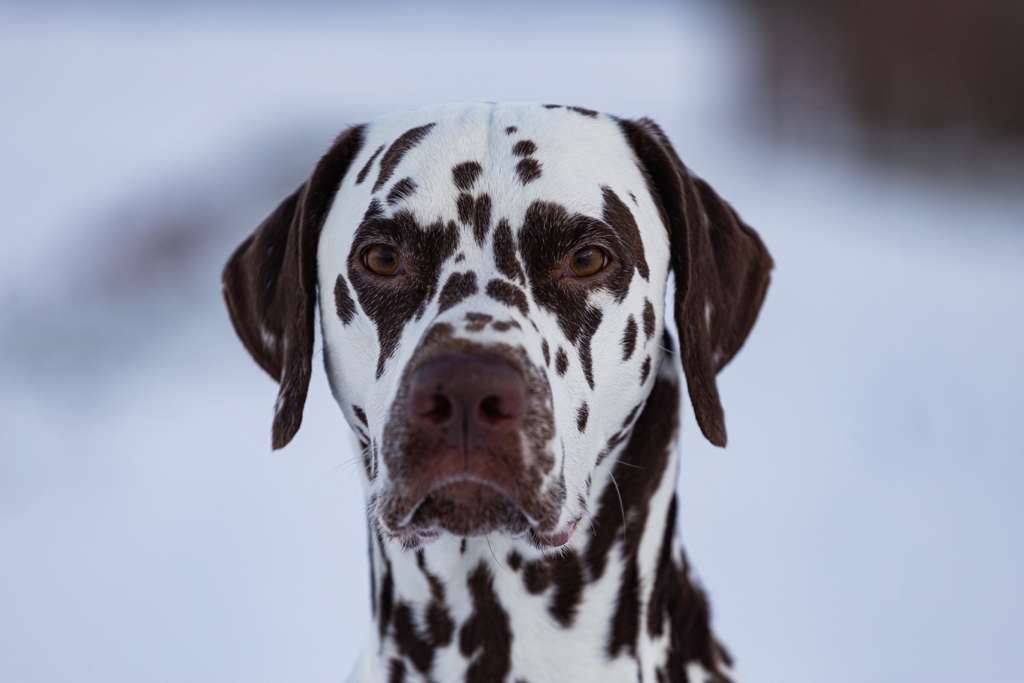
[479,396,503,422]
[429,394,453,422]
[414,392,453,424]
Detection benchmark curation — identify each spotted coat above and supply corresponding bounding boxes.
[222,103,773,683]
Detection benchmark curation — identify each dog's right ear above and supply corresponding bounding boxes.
[618,117,772,448]
[222,125,365,450]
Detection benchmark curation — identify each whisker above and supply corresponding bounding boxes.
[614,460,644,470]
[608,472,627,544]
[319,455,364,481]
[486,537,511,575]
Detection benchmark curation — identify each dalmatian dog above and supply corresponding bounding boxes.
[223,103,772,683]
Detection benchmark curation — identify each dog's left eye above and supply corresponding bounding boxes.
[567,246,607,277]
[364,245,403,276]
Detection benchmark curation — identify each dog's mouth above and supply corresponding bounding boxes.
[377,470,574,548]
[398,476,535,538]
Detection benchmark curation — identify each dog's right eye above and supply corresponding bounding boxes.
[364,245,403,276]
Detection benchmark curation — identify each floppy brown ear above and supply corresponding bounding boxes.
[222,125,366,449]
[618,118,773,447]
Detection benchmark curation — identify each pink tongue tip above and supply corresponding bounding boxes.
[536,520,578,547]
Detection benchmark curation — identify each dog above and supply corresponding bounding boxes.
[223,103,771,683]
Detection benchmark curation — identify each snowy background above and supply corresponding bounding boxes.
[1,1,1022,681]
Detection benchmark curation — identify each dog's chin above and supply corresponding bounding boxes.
[378,481,581,552]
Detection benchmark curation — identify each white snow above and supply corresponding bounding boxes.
[1,1,1021,682]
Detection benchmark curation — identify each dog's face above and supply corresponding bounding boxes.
[317,105,671,548]
[223,103,772,551]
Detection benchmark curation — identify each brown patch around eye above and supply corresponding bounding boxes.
[568,246,606,277]
[365,244,401,276]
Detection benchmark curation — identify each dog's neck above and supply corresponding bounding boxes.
[353,358,732,683]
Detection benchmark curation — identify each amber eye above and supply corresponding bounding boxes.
[568,246,607,277]
[364,244,402,276]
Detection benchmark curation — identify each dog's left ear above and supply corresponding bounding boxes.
[619,117,773,447]
[222,125,366,450]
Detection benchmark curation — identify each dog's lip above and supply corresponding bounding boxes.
[398,475,540,529]
[531,514,583,547]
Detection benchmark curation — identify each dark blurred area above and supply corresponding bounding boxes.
[742,0,1024,163]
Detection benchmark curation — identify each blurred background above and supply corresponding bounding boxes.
[1,0,1021,681]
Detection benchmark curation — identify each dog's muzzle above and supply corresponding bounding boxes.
[377,342,563,546]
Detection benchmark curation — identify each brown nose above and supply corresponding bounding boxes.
[409,354,525,451]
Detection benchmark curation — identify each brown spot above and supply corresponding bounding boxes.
[569,106,599,118]
[602,186,650,287]
[459,563,512,683]
[386,177,417,205]
[523,559,552,594]
[352,405,368,426]
[437,271,478,314]
[464,312,493,332]
[648,496,734,679]
[418,551,456,647]
[519,199,651,389]
[577,403,589,432]
[608,554,641,658]
[334,274,356,325]
[548,551,585,627]
[640,356,652,384]
[388,658,405,683]
[373,123,437,192]
[392,603,434,674]
[457,193,474,224]
[576,311,602,389]
[378,552,394,640]
[516,158,542,184]
[583,376,678,658]
[456,192,493,245]
[554,348,569,376]
[347,210,459,379]
[473,193,492,245]
[505,126,518,135]
[541,338,550,366]
[485,279,529,318]
[452,161,483,191]
[356,144,384,185]
[512,139,537,157]
[492,219,525,284]
[364,198,384,221]
[506,550,523,571]
[543,104,562,109]
[491,320,521,332]
[643,298,656,340]
[622,315,638,361]
[390,554,455,677]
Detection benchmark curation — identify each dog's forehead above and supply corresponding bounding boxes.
[332,103,647,230]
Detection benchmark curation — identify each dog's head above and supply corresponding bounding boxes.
[223,104,771,549]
